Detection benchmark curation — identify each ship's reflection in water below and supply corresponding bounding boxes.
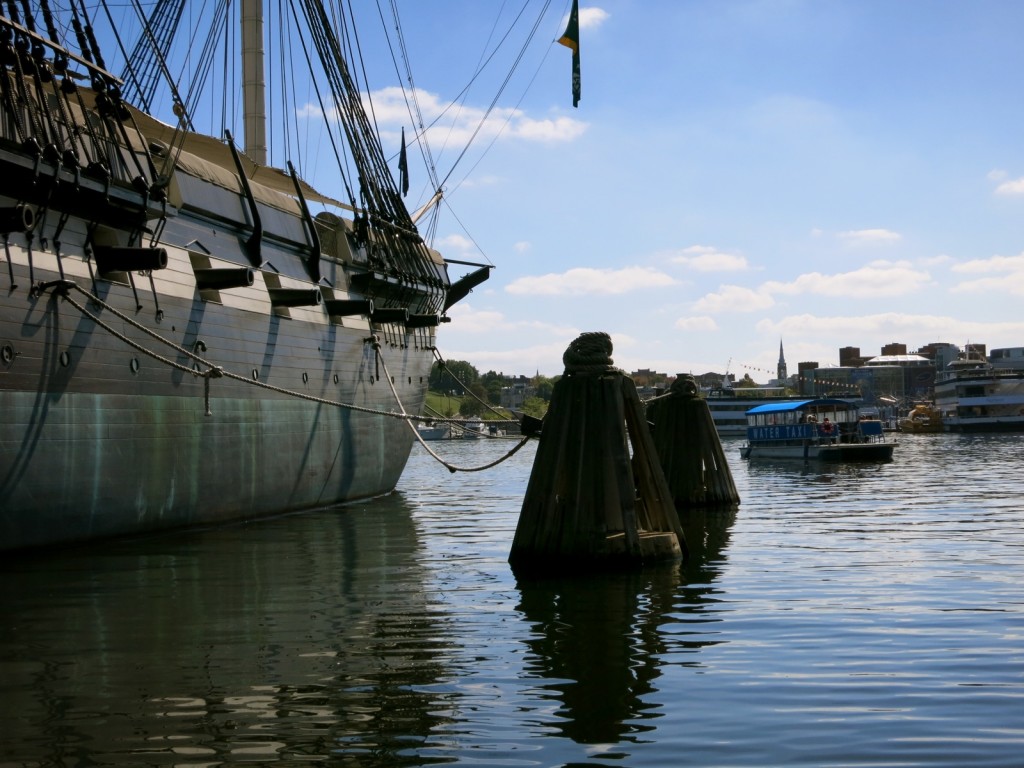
[2,493,451,765]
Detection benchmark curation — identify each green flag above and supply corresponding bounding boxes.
[557,0,581,107]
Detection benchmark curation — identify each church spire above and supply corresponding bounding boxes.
[777,339,788,381]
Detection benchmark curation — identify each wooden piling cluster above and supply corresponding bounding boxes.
[509,332,687,573]
[645,374,740,510]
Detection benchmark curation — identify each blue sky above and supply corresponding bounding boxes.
[99,1,1024,381]
[355,0,1024,381]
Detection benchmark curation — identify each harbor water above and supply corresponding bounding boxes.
[3,433,1024,766]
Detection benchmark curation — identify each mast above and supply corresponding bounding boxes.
[241,0,266,165]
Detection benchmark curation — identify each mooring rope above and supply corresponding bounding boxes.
[375,335,533,473]
[46,279,532,472]
[563,331,617,374]
[429,347,520,426]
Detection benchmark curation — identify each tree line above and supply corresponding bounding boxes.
[428,361,557,419]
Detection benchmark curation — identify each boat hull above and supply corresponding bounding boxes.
[942,418,1024,433]
[416,425,451,440]
[1,259,432,551]
[740,442,896,461]
[0,8,464,553]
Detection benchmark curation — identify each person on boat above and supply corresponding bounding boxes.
[820,417,835,442]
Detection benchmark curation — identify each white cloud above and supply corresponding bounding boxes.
[951,252,1024,273]
[919,254,952,267]
[671,245,750,272]
[674,315,719,331]
[444,303,578,336]
[513,241,531,254]
[444,303,506,332]
[579,7,610,29]
[762,260,930,298]
[758,312,1024,345]
[505,266,676,296]
[951,273,1024,296]
[994,178,1024,195]
[435,234,475,253]
[988,169,1008,181]
[692,285,774,313]
[838,228,902,244]
[301,87,587,146]
[511,116,589,142]
[446,339,575,375]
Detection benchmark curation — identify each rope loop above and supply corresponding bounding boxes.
[563,331,616,374]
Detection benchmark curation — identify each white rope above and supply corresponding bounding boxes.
[374,337,533,473]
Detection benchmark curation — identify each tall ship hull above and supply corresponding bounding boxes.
[0,2,488,550]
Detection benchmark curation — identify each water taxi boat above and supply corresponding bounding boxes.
[740,398,896,461]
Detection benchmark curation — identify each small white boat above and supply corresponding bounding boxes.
[417,423,451,441]
[460,422,486,439]
[740,398,896,462]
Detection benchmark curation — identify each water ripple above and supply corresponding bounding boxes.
[3,434,1024,765]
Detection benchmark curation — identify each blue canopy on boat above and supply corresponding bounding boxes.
[745,398,855,415]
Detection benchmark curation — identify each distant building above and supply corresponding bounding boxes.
[630,368,672,399]
[915,342,959,373]
[796,361,819,396]
[990,347,1024,368]
[500,375,534,409]
[839,346,870,367]
[695,371,727,389]
[863,354,935,402]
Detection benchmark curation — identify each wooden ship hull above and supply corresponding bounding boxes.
[0,141,447,551]
[0,4,488,551]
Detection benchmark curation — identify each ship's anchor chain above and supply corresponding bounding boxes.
[41,279,532,473]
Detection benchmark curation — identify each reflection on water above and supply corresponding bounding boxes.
[516,568,675,746]
[513,505,736,748]
[2,434,1024,765]
[1,495,457,766]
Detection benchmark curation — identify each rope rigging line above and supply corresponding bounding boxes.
[283,0,357,209]
[436,0,552,193]
[376,338,532,473]
[41,279,531,473]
